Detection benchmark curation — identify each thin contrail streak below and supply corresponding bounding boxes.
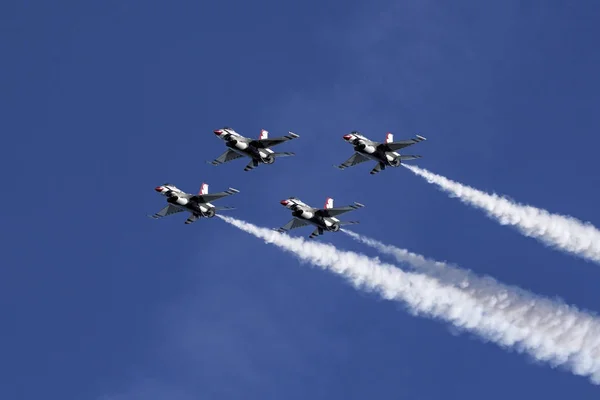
[218,215,600,384]
[403,164,600,265]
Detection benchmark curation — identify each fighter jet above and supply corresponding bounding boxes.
[209,127,300,171]
[335,131,426,175]
[275,196,365,239]
[148,182,239,224]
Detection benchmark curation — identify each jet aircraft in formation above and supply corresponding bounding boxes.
[335,131,427,175]
[209,127,300,171]
[148,127,427,237]
[275,197,365,239]
[149,183,239,224]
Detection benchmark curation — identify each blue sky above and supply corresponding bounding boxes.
[2,1,600,399]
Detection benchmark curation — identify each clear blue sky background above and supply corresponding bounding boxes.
[2,1,600,399]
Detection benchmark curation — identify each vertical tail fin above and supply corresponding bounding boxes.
[199,183,209,195]
[324,197,334,209]
[385,132,394,143]
[260,129,269,139]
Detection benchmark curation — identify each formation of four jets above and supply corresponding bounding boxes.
[149,127,427,238]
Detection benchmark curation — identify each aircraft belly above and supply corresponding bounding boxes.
[183,201,209,215]
[231,145,264,160]
[359,150,383,162]
[230,147,251,157]
[171,204,186,211]
[182,204,197,214]
[305,217,325,229]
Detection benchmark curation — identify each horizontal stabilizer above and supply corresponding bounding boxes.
[400,155,422,161]
[244,159,259,171]
[214,206,236,211]
[273,152,295,157]
[185,214,200,225]
[309,227,324,239]
[339,220,360,226]
[370,162,385,175]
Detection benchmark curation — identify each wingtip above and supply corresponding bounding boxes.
[416,134,427,141]
[354,202,365,208]
[288,132,300,138]
[228,187,240,193]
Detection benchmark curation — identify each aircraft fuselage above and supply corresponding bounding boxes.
[224,136,276,164]
[354,144,401,167]
[289,206,341,232]
[157,187,216,218]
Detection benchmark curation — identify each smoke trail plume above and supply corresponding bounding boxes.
[403,164,600,265]
[343,229,586,326]
[218,215,600,384]
[342,229,528,295]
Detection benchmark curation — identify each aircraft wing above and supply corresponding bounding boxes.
[148,204,185,219]
[317,202,365,217]
[381,135,426,152]
[334,152,371,170]
[250,132,300,148]
[192,188,240,203]
[209,149,245,166]
[275,217,311,233]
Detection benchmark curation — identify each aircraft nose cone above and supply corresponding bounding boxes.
[343,134,352,140]
[154,186,163,192]
[214,129,223,135]
[280,199,289,206]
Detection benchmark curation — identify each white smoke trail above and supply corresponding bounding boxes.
[343,228,584,322]
[218,215,600,384]
[342,229,536,297]
[403,164,600,265]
